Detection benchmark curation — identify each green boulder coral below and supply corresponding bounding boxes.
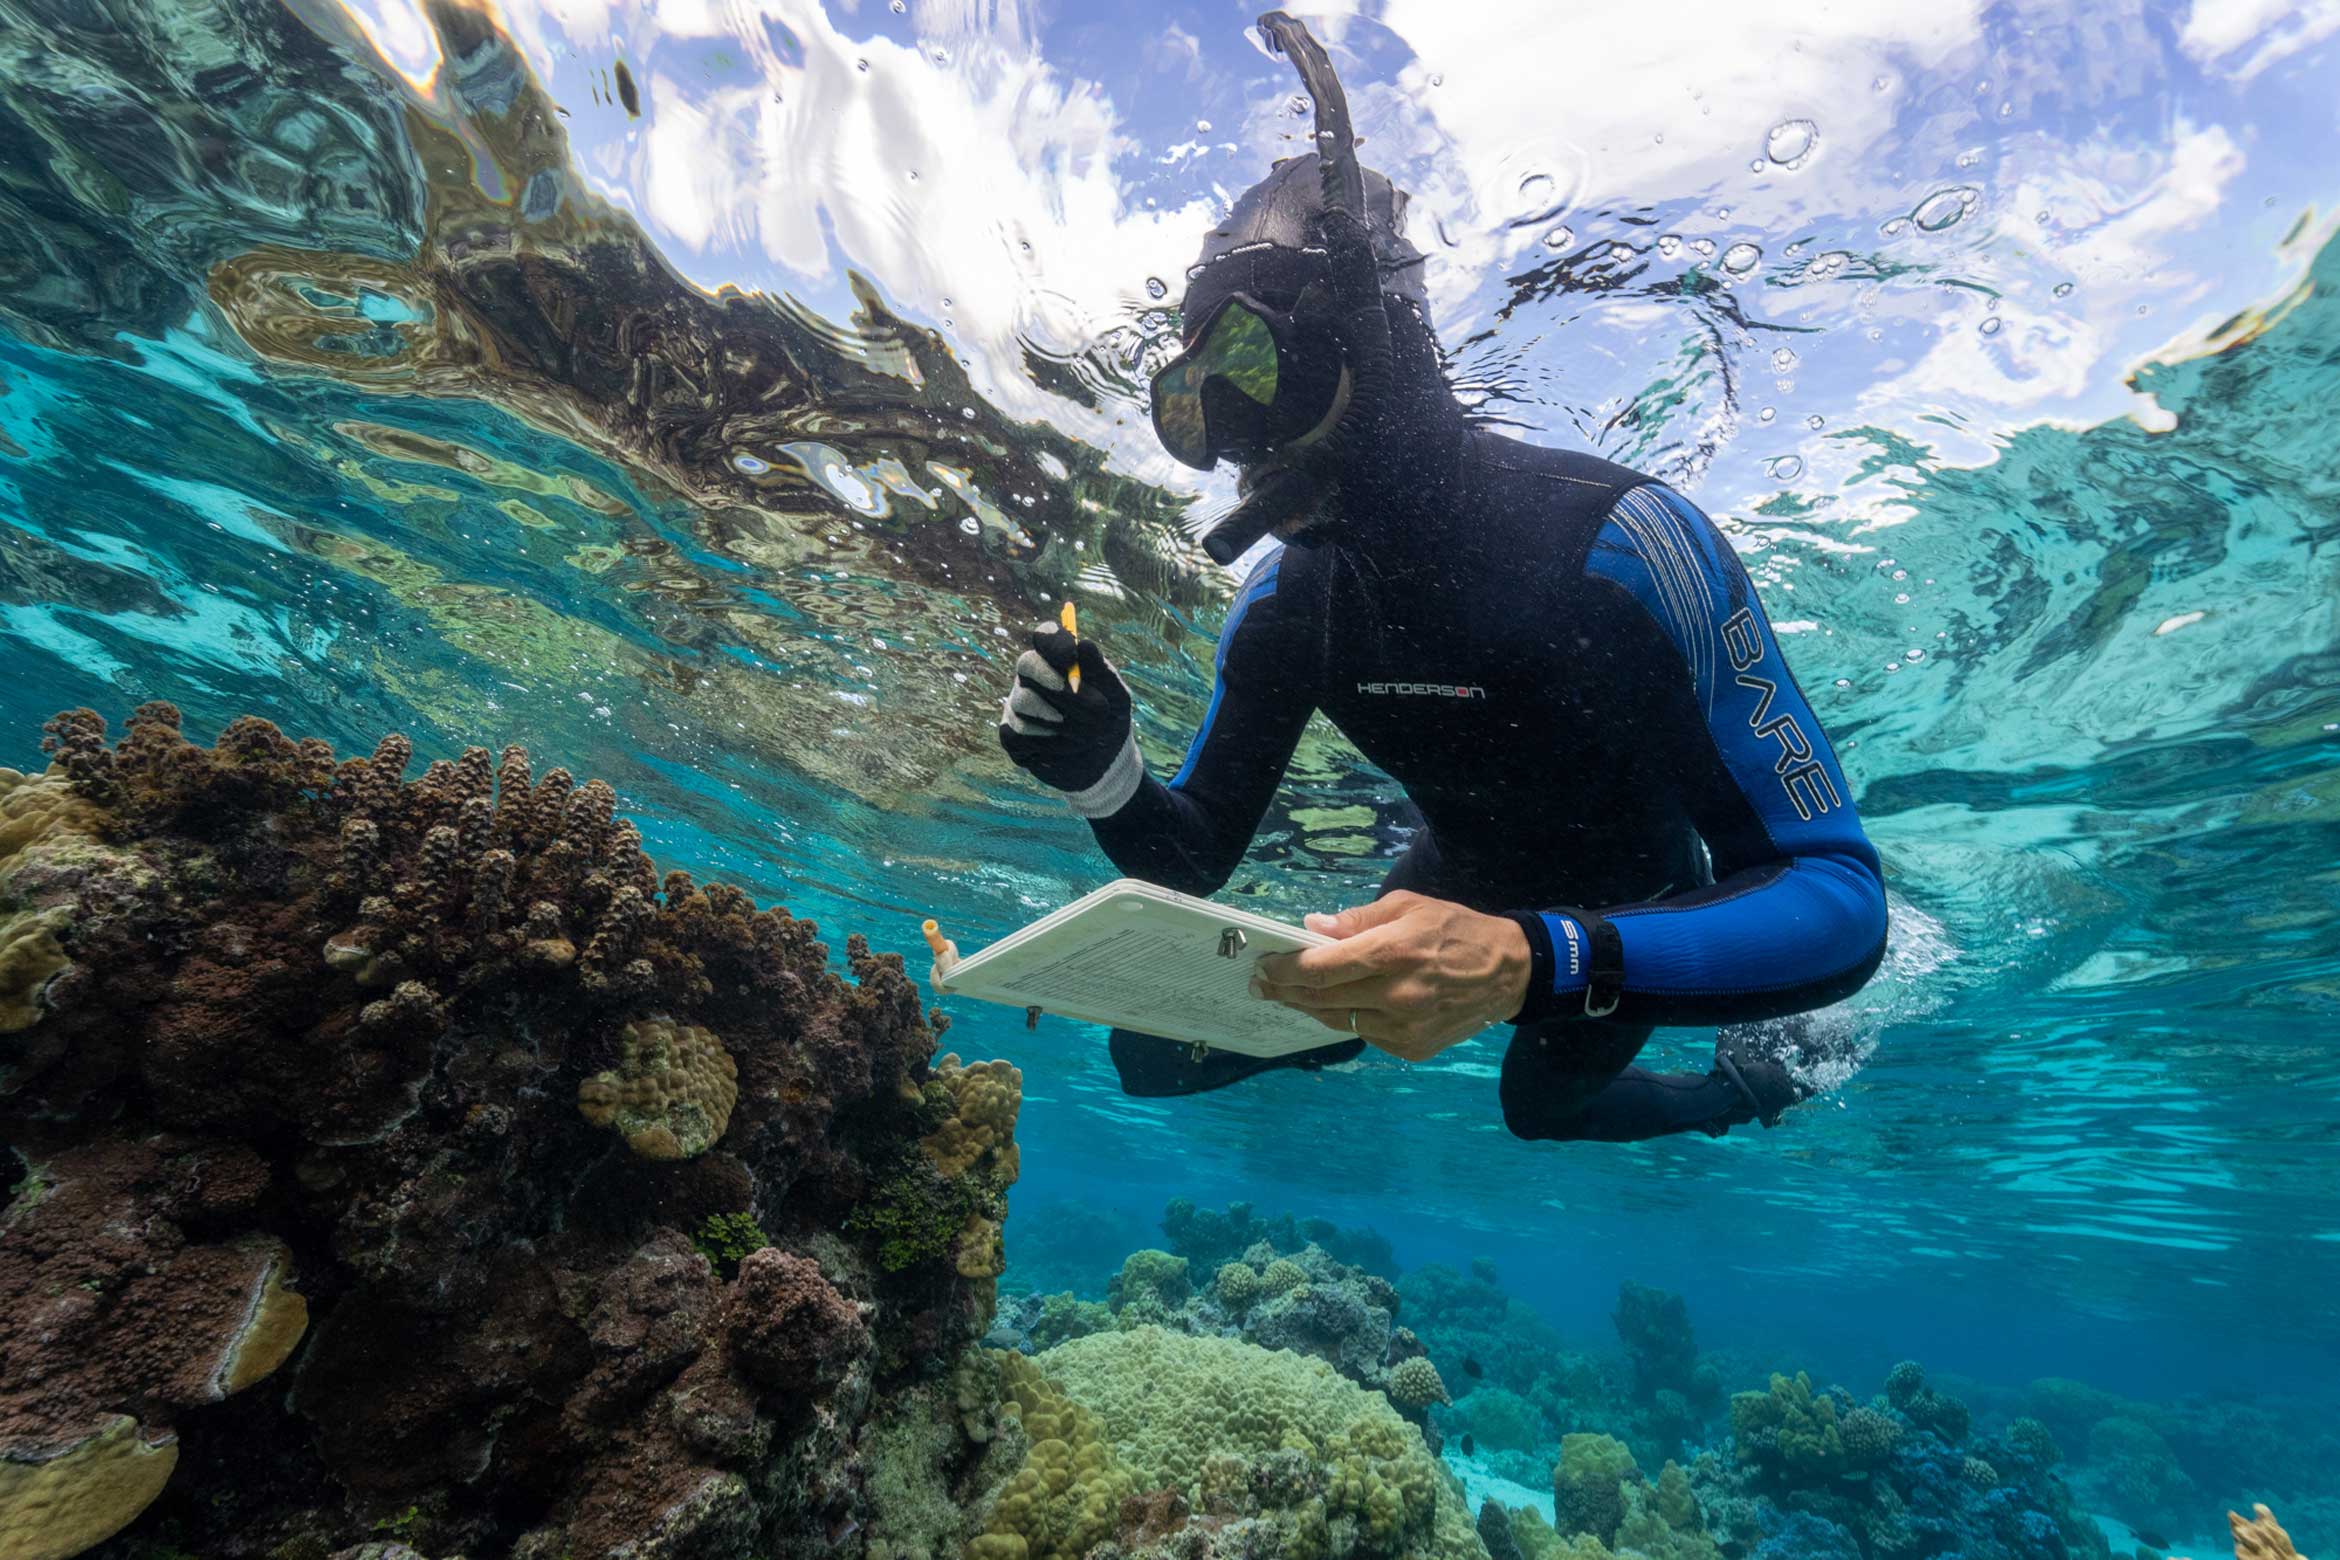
[1612,1462,1720,1560]
[1388,1356,1450,1410]
[1108,1249,1191,1313]
[1214,1261,1264,1312]
[1033,1325,1482,1559]
[1554,1432,1640,1543]
[1261,1258,1309,1297]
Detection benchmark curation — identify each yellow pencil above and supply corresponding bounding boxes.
[1060,600,1081,692]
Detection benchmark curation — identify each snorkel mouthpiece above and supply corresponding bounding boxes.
[1202,465,1316,565]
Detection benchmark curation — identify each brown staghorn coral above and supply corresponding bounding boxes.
[0,706,1019,1560]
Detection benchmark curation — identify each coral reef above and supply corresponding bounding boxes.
[0,707,1020,1560]
[1614,1283,1701,1405]
[1159,1198,1398,1279]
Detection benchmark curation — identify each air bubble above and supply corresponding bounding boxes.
[890,0,905,9]
[733,452,770,475]
[1912,186,1981,232]
[1772,347,1798,371]
[1766,454,1805,482]
[856,58,869,72]
[1758,407,1776,423]
[1723,242,1762,275]
[1429,73,1444,87]
[961,407,976,420]
[1894,593,1910,605]
[1834,677,1853,689]
[1542,226,1574,251]
[958,516,979,535]
[1657,234,1683,259]
[1765,118,1817,166]
[1904,648,1925,662]
[2053,281,2075,298]
[1806,414,1824,429]
[1609,244,1633,263]
[1979,316,2003,336]
[1518,171,1555,204]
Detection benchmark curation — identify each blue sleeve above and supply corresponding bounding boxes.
[1513,485,1887,1025]
[1085,547,1317,896]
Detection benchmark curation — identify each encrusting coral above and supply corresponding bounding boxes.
[0,705,1021,1560]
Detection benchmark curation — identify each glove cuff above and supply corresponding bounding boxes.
[1065,733,1144,818]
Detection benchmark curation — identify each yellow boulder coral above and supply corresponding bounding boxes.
[922,1053,1022,1180]
[0,1415,180,1560]
[0,908,70,1033]
[973,1351,1133,1560]
[577,1015,737,1160]
[0,769,106,1034]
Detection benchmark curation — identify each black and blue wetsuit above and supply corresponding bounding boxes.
[1070,433,1888,1141]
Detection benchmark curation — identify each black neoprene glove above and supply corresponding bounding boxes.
[997,622,1143,816]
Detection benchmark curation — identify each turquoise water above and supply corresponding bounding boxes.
[2,0,2336,1546]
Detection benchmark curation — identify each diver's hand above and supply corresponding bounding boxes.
[997,621,1137,806]
[1250,891,1531,1062]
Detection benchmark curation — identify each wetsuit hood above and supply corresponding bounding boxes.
[1177,154,1429,330]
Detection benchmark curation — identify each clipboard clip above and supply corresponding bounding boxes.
[1217,927,1247,959]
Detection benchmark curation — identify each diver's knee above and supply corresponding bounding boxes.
[1499,1063,1594,1141]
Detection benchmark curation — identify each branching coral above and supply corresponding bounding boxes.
[1730,1372,1846,1482]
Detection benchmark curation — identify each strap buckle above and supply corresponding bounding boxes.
[1558,906,1626,1020]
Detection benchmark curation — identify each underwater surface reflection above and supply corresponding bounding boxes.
[0,0,2335,1525]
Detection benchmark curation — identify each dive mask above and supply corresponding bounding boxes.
[1148,290,1340,471]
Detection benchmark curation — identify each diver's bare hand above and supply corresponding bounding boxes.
[1249,891,1530,1062]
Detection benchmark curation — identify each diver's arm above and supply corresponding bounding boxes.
[1508,485,1888,1026]
[1083,551,1317,896]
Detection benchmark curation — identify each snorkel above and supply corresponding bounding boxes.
[1193,10,1401,565]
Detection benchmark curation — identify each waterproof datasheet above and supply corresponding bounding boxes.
[931,879,1339,1057]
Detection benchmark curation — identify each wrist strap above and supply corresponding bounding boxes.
[1553,906,1625,1018]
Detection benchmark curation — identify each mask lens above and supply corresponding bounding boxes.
[1149,301,1283,468]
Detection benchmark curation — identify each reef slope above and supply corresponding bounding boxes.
[0,705,1023,1560]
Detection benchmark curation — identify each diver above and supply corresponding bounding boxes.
[997,13,1887,1142]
